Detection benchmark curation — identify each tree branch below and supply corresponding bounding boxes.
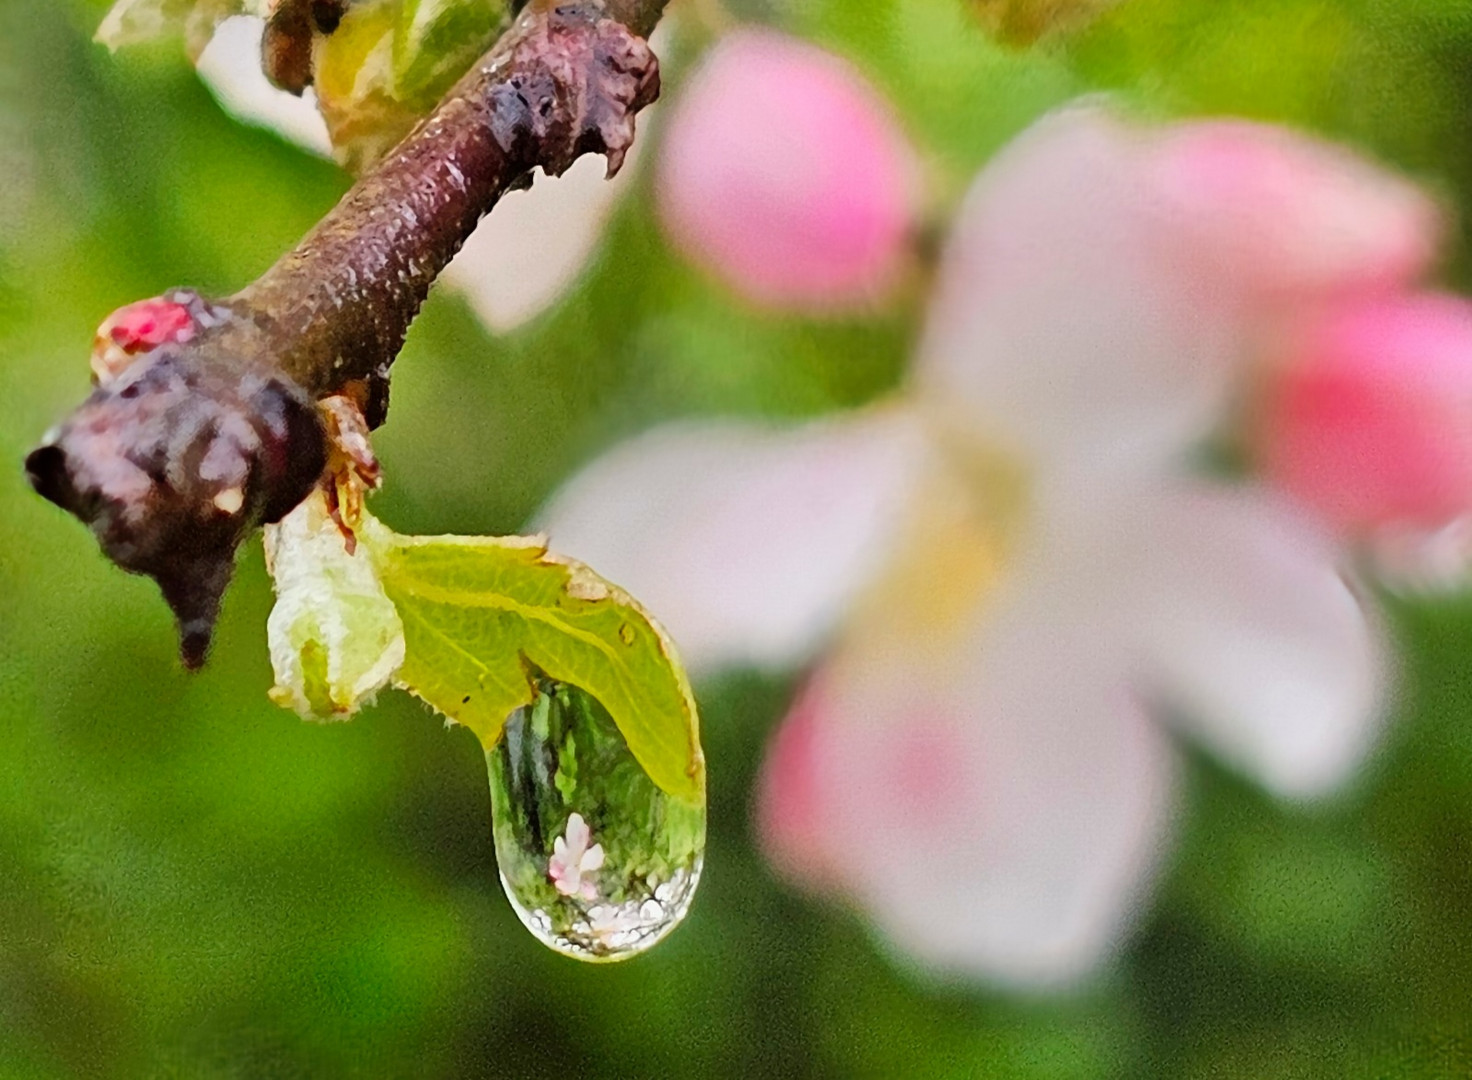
[24,0,664,668]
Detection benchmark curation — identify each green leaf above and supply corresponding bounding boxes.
[360,516,705,805]
[314,0,420,171]
[394,0,506,110]
[314,0,507,169]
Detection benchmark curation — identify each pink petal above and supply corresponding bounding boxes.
[1148,120,1441,305]
[656,30,919,311]
[755,676,850,896]
[564,812,590,854]
[1256,292,1472,532]
[1129,484,1389,798]
[581,843,605,874]
[758,567,1175,988]
[916,105,1242,477]
[537,411,929,674]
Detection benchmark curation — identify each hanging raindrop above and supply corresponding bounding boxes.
[487,674,706,961]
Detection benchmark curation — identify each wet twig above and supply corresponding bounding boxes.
[25,0,665,667]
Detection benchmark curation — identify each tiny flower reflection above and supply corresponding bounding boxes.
[549,812,606,902]
[540,103,1472,988]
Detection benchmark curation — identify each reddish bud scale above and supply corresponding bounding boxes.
[92,297,199,385]
[106,299,196,351]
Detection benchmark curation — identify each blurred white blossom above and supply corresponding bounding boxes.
[537,103,1463,988]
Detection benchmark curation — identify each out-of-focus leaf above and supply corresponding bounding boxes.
[394,0,505,111]
[315,0,506,169]
[314,0,420,171]
[360,514,704,804]
[97,0,268,58]
[969,0,1120,46]
[264,490,406,719]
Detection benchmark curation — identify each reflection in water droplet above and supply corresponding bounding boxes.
[487,675,705,961]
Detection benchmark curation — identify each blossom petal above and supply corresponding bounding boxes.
[564,812,590,854]
[537,410,929,675]
[759,556,1175,989]
[916,104,1240,477]
[581,843,605,874]
[1131,485,1390,799]
[1255,292,1472,533]
[1148,120,1440,304]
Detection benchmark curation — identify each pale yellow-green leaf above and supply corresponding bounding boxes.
[316,0,506,170]
[264,491,406,720]
[360,516,704,805]
[314,0,419,171]
[101,0,509,172]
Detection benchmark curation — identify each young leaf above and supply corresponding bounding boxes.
[315,0,506,169]
[359,516,704,805]
[264,491,406,719]
[313,0,419,171]
[97,0,267,58]
[394,0,506,111]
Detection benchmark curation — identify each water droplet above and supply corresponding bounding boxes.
[487,675,705,961]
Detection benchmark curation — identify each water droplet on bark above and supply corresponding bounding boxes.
[488,676,705,961]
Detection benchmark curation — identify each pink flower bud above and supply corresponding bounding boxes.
[656,30,918,311]
[1257,293,1472,531]
[1149,121,1441,304]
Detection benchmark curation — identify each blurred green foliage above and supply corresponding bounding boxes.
[2,0,1472,1076]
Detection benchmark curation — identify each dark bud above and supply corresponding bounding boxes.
[263,3,317,95]
[311,0,348,34]
[262,0,351,93]
[25,349,327,668]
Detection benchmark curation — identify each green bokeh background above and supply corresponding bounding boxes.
[3,0,1472,1075]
